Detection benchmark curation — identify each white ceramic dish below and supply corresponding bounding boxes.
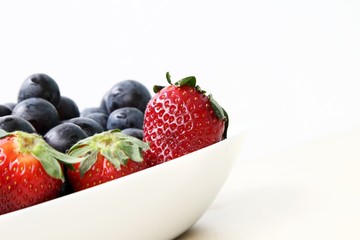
[0,131,244,240]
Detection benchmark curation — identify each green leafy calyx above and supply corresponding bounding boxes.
[0,130,83,182]
[67,130,150,177]
[153,72,197,93]
[152,72,230,139]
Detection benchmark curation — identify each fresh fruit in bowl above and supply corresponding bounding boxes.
[0,73,154,214]
[0,130,244,240]
[0,71,238,240]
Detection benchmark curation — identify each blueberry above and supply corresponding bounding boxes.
[3,103,16,111]
[18,73,61,107]
[57,96,80,120]
[104,80,151,113]
[84,112,108,130]
[67,117,104,136]
[121,128,144,140]
[0,116,36,133]
[80,107,108,117]
[107,107,144,130]
[0,105,12,117]
[44,122,87,153]
[12,98,59,135]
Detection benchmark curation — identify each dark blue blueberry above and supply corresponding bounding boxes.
[0,116,36,133]
[18,73,61,107]
[107,107,144,130]
[57,96,80,120]
[12,98,59,135]
[104,80,151,113]
[44,122,87,153]
[0,105,12,117]
[67,117,104,136]
[84,112,108,130]
[121,128,144,140]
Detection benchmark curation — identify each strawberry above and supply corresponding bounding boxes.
[143,72,228,166]
[0,129,80,215]
[66,129,149,191]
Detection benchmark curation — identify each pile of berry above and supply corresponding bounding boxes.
[0,72,228,215]
[0,73,151,150]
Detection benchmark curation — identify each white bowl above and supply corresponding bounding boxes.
[0,131,244,240]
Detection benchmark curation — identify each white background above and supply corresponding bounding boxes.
[0,0,359,159]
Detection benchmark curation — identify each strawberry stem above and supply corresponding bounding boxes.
[0,130,83,182]
[153,85,165,93]
[166,72,172,84]
[67,130,150,177]
[155,72,229,139]
[167,71,197,88]
[175,75,196,88]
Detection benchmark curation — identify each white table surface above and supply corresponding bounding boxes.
[176,126,360,240]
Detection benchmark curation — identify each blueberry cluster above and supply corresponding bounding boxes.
[0,73,151,153]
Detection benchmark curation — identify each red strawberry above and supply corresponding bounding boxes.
[66,129,149,191]
[143,72,228,166]
[0,130,80,215]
